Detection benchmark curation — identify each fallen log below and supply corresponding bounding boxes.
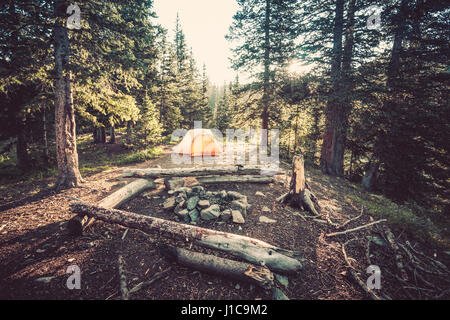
[70,200,305,274]
[122,165,277,178]
[278,154,320,215]
[197,175,274,184]
[67,178,155,235]
[160,244,274,289]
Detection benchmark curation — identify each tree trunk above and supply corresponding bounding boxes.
[42,108,49,164]
[109,126,116,144]
[123,165,274,178]
[362,0,408,190]
[16,116,29,170]
[260,0,271,142]
[53,0,82,189]
[278,154,320,216]
[160,244,274,289]
[320,0,344,176]
[70,200,305,274]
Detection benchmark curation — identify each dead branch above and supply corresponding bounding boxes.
[129,268,172,294]
[326,219,387,238]
[118,254,129,300]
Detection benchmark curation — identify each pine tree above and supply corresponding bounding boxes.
[227,0,301,130]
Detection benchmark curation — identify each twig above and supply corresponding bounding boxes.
[118,254,129,300]
[341,239,382,300]
[384,228,408,281]
[129,267,172,294]
[326,219,387,237]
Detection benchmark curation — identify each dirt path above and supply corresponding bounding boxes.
[0,148,448,300]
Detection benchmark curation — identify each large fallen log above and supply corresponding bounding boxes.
[160,244,274,289]
[278,154,320,216]
[67,179,155,235]
[70,200,305,274]
[197,175,274,184]
[122,165,277,178]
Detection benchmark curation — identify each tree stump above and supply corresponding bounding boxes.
[278,154,320,216]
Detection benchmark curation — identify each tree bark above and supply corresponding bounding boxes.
[42,108,49,164]
[109,126,115,144]
[320,0,344,176]
[70,200,305,274]
[278,154,320,216]
[16,115,29,170]
[362,0,409,190]
[67,179,156,235]
[261,0,271,133]
[53,0,83,189]
[160,244,274,289]
[123,165,275,178]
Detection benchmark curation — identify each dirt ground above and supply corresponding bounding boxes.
[0,146,449,300]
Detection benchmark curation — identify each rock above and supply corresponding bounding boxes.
[255,191,265,197]
[274,273,289,288]
[163,197,176,210]
[175,194,186,204]
[174,187,192,197]
[259,216,276,223]
[235,284,240,290]
[168,190,175,195]
[231,210,245,224]
[187,196,200,211]
[227,191,245,200]
[165,178,184,190]
[192,185,205,194]
[261,206,271,213]
[205,191,213,198]
[189,209,199,222]
[35,276,54,284]
[221,209,232,222]
[197,199,210,209]
[176,209,190,222]
[36,249,46,253]
[200,205,221,221]
[218,190,227,198]
[174,201,186,214]
[230,200,248,217]
[67,258,75,263]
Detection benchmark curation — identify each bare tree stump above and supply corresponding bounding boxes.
[160,244,274,289]
[278,154,320,216]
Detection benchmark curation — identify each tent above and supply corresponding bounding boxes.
[172,129,222,157]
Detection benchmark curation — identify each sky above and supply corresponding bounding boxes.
[153,0,239,85]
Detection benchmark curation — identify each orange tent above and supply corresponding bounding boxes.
[172,129,222,157]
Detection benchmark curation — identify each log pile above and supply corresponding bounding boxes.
[70,200,305,275]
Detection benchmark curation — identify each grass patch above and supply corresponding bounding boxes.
[349,193,449,248]
[114,147,163,165]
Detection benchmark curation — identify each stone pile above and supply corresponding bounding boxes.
[162,186,251,225]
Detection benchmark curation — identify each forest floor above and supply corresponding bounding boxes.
[0,137,449,300]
